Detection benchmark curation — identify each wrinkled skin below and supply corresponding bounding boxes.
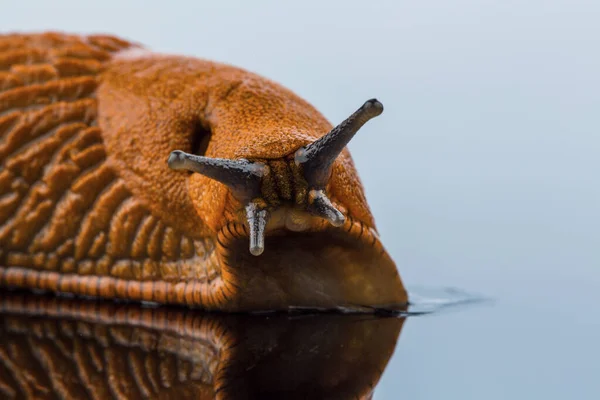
[0,33,407,311]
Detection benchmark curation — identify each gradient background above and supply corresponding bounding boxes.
[2,1,599,398]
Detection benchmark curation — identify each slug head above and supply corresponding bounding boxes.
[168,99,383,257]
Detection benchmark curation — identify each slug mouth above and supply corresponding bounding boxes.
[212,210,407,312]
[216,205,384,258]
[264,206,348,234]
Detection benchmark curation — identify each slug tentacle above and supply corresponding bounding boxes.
[245,202,269,256]
[307,189,346,227]
[167,150,266,202]
[294,99,383,188]
[167,150,273,256]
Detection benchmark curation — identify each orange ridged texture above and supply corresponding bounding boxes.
[0,32,407,311]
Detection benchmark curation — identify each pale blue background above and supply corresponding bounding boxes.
[2,1,599,398]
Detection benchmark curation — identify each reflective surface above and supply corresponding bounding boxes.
[3,0,599,399]
[0,292,403,399]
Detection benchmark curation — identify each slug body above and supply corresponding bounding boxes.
[0,33,407,311]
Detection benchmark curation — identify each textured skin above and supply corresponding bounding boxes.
[0,32,407,311]
[0,293,404,399]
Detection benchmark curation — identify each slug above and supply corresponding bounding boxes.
[0,32,408,311]
[0,293,404,399]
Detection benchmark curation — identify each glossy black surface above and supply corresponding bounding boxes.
[0,292,403,399]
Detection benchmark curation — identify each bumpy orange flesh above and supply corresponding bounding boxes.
[0,33,407,311]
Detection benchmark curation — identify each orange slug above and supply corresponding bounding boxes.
[0,32,408,311]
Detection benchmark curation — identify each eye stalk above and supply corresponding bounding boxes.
[294,99,383,188]
[295,98,383,228]
[167,98,383,256]
[167,150,266,202]
[168,150,271,256]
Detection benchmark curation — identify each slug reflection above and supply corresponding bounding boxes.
[0,293,404,399]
